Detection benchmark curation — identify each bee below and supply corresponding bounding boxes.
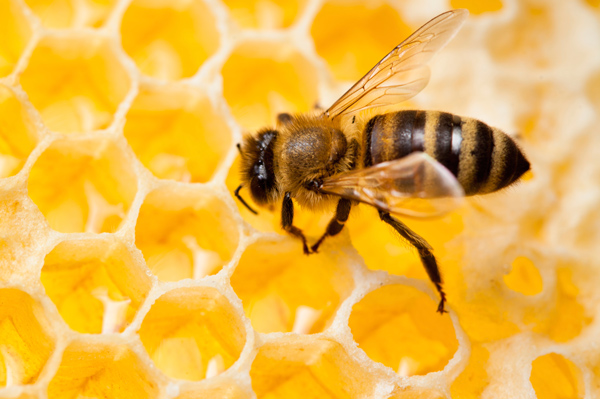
[234,9,530,314]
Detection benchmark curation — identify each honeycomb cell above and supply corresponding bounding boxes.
[231,238,354,334]
[527,267,592,342]
[250,336,376,398]
[27,138,137,233]
[530,353,584,399]
[311,1,411,82]
[223,0,307,29]
[123,83,232,183]
[0,0,32,78]
[47,340,160,399]
[222,41,319,130]
[450,344,490,399]
[20,35,132,134]
[0,289,55,387]
[503,256,543,296]
[0,85,38,178]
[41,237,152,334]
[135,187,239,282]
[120,0,219,81]
[139,286,246,381]
[23,0,119,28]
[449,0,502,15]
[348,284,458,376]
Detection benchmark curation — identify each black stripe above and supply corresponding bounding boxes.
[386,111,415,162]
[363,116,378,167]
[496,136,518,190]
[471,121,494,192]
[433,112,454,175]
[411,110,427,153]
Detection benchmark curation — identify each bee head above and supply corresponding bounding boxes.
[238,129,280,210]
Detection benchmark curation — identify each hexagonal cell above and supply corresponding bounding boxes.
[222,0,307,29]
[449,0,502,15]
[250,336,376,398]
[450,343,490,398]
[0,84,38,178]
[47,340,160,399]
[123,83,232,183]
[120,0,219,81]
[530,353,584,399]
[526,267,592,342]
[139,286,246,381]
[348,284,458,376]
[0,289,55,387]
[503,256,543,296]
[347,206,463,281]
[310,1,411,82]
[231,238,354,334]
[222,41,319,130]
[0,0,32,77]
[23,0,119,28]
[20,35,132,134]
[27,138,137,233]
[135,187,239,282]
[41,237,152,334]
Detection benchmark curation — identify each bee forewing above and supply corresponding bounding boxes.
[325,9,469,120]
[321,152,465,218]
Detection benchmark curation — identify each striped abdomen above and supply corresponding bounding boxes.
[362,110,530,195]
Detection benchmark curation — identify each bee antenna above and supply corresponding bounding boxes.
[234,184,258,215]
[236,143,242,155]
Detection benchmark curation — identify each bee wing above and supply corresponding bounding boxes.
[325,9,469,120]
[320,152,464,218]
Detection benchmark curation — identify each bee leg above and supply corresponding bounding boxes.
[277,113,293,126]
[282,192,310,255]
[311,199,352,253]
[378,210,447,314]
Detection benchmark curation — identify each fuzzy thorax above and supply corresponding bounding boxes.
[274,113,354,210]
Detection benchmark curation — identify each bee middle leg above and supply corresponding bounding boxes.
[311,199,352,253]
[282,192,310,255]
[378,210,447,314]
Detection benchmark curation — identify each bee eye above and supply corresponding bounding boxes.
[250,176,269,205]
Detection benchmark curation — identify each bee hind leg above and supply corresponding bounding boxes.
[282,192,310,255]
[311,199,352,253]
[378,210,447,314]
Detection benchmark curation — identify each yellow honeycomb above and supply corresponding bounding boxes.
[1,0,599,398]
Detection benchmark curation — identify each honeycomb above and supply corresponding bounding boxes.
[1,0,599,397]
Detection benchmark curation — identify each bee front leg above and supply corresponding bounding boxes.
[311,199,351,253]
[282,192,310,255]
[378,210,447,314]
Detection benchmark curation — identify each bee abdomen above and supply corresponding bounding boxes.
[364,111,530,195]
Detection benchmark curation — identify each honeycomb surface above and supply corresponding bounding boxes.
[0,0,599,398]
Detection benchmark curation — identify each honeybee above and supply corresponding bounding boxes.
[234,9,530,313]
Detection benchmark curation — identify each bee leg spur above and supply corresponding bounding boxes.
[282,192,311,255]
[311,199,352,253]
[378,210,447,314]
